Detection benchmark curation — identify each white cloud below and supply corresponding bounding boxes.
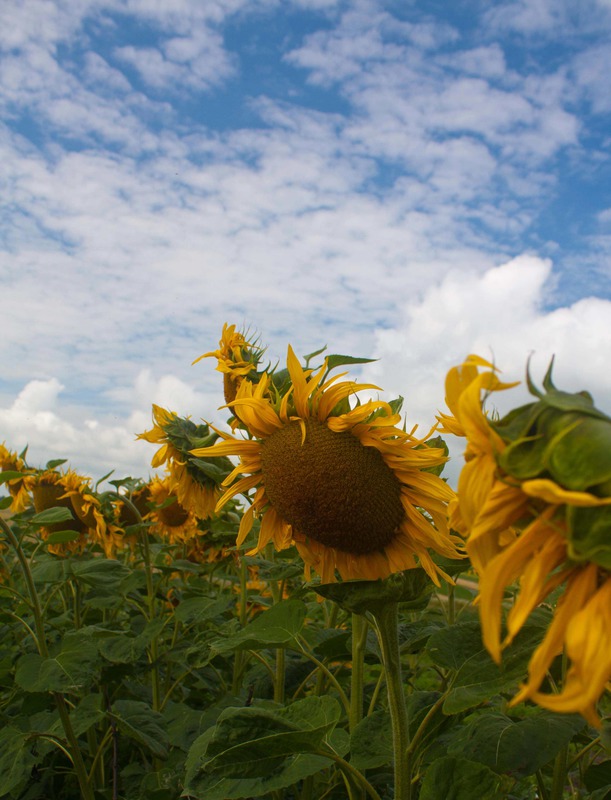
[1,0,610,490]
[370,255,611,484]
[0,369,227,483]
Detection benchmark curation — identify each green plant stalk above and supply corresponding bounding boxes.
[372,602,411,800]
[265,542,287,705]
[318,746,383,800]
[232,552,249,694]
[294,639,351,715]
[0,516,95,800]
[114,493,163,712]
[349,613,367,733]
[549,650,570,800]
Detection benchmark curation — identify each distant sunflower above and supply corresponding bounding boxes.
[146,475,201,546]
[192,346,462,584]
[0,443,36,513]
[440,356,611,726]
[193,322,266,406]
[32,469,120,557]
[138,406,232,519]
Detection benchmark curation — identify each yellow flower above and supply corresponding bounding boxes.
[146,475,201,546]
[193,323,266,406]
[138,406,231,519]
[437,356,526,574]
[192,346,462,585]
[0,443,36,513]
[32,469,120,557]
[443,356,611,726]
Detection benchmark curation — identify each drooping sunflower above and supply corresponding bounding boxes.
[138,406,232,519]
[439,356,611,726]
[193,323,266,407]
[32,469,120,557]
[192,345,462,585]
[0,443,36,513]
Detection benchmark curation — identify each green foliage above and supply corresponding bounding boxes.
[0,462,605,800]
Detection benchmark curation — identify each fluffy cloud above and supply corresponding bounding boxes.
[0,370,222,482]
[370,255,611,484]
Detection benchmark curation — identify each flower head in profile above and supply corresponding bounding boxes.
[138,407,232,519]
[0,443,36,513]
[441,356,611,726]
[192,345,462,585]
[193,323,266,407]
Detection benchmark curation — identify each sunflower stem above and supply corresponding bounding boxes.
[372,602,411,800]
[349,613,367,732]
[265,543,287,704]
[232,552,249,695]
[550,649,570,800]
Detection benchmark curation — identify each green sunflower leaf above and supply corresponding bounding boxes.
[202,696,340,779]
[108,700,169,760]
[0,470,27,483]
[584,760,611,793]
[419,756,507,800]
[0,726,39,797]
[30,506,75,525]
[15,637,99,692]
[69,558,131,589]
[447,711,585,777]
[44,529,82,544]
[210,598,307,654]
[314,569,432,615]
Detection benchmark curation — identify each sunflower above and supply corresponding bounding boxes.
[440,356,611,726]
[138,406,232,519]
[32,469,120,557]
[0,443,36,513]
[146,475,202,546]
[192,345,462,585]
[193,323,266,406]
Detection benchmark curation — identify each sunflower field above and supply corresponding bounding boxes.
[0,325,609,800]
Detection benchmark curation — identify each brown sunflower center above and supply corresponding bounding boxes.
[260,418,405,554]
[157,497,189,528]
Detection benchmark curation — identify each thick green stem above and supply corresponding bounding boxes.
[372,602,411,800]
[350,613,367,733]
[0,517,95,800]
[232,553,249,695]
[550,650,569,800]
[115,493,162,712]
[265,543,287,705]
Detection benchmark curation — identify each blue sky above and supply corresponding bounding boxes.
[1,0,611,484]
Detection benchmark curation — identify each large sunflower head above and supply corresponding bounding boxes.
[0,443,36,513]
[443,356,611,726]
[193,323,267,407]
[192,345,462,585]
[138,406,233,519]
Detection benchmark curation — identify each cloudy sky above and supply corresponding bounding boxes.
[2,0,611,485]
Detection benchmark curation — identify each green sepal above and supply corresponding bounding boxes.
[566,504,611,569]
[324,354,376,372]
